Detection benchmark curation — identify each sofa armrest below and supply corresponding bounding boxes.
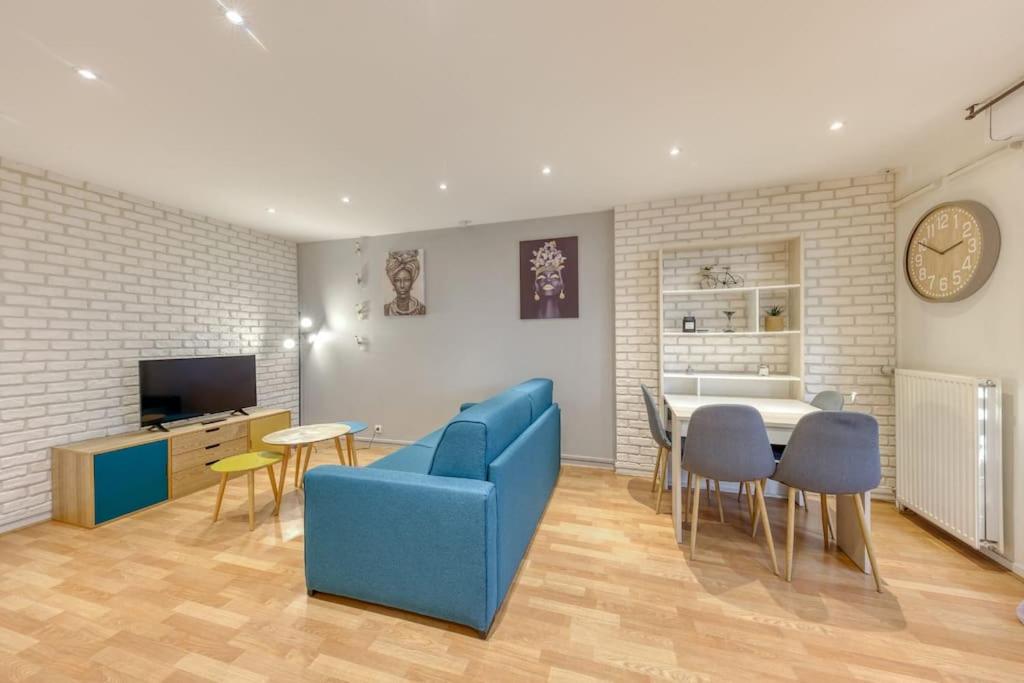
[303,465,498,633]
[459,401,478,412]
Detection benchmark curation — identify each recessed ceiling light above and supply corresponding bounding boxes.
[439,182,448,191]
[541,166,552,176]
[77,68,98,81]
[829,120,845,131]
[341,196,351,204]
[669,146,681,156]
[224,9,244,25]
[266,207,276,214]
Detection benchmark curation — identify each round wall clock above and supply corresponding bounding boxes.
[904,200,1000,302]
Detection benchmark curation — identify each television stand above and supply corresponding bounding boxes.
[201,417,227,426]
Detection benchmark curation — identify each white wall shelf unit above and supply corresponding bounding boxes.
[657,234,805,399]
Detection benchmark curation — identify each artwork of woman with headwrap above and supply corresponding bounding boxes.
[519,236,579,319]
[384,249,427,316]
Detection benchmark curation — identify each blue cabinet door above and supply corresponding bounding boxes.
[94,441,168,525]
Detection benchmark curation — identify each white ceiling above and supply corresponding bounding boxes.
[2,1,1023,242]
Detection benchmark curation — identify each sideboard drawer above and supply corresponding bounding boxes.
[171,436,248,473]
[172,463,223,499]
[171,422,247,455]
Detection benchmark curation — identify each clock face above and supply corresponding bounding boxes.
[905,201,1000,302]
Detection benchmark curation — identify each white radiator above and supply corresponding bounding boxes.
[895,369,1003,555]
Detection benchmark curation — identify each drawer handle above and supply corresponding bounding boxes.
[205,443,221,450]
[205,459,219,466]
[205,426,221,433]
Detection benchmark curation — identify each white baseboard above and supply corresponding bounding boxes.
[562,453,614,469]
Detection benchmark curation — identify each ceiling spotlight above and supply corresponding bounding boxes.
[341,196,351,204]
[541,166,552,176]
[299,316,313,329]
[224,9,245,25]
[439,182,448,191]
[266,207,276,214]
[669,146,681,157]
[829,120,845,131]
[282,338,296,350]
[77,68,98,81]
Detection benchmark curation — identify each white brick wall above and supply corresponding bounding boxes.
[0,157,298,532]
[615,175,897,492]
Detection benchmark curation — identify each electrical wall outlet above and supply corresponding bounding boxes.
[374,424,383,434]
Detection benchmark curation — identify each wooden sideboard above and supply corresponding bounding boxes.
[51,408,291,528]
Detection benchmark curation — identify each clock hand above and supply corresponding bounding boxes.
[917,241,942,254]
[938,239,964,255]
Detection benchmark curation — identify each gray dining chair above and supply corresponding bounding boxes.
[682,405,779,575]
[773,411,883,591]
[810,390,845,411]
[640,384,672,514]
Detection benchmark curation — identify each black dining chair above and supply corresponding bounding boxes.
[682,405,779,575]
[773,411,883,591]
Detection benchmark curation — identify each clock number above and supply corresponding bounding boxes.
[914,253,923,267]
[953,270,962,287]
[937,213,949,230]
[962,255,971,269]
[918,267,927,281]
[939,277,949,293]
[968,237,978,253]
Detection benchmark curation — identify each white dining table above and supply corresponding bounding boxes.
[664,393,870,573]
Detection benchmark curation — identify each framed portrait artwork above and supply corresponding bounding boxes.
[519,236,578,319]
[384,249,426,316]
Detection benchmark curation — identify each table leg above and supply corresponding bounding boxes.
[266,465,279,507]
[836,491,870,573]
[212,473,228,522]
[333,437,346,465]
[278,445,291,506]
[247,471,255,531]
[346,433,357,466]
[294,445,306,488]
[671,411,683,544]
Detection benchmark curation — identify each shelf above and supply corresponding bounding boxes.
[662,283,800,297]
[663,330,801,337]
[663,372,801,382]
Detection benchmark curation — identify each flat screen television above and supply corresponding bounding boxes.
[139,355,257,428]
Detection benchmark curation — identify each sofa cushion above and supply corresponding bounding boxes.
[428,391,532,480]
[509,378,553,422]
[368,444,434,474]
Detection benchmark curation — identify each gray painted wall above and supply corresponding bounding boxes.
[298,211,615,465]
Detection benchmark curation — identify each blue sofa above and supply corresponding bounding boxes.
[303,379,561,635]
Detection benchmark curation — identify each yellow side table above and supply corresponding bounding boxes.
[211,451,283,530]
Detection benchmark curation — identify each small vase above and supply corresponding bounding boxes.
[764,315,784,332]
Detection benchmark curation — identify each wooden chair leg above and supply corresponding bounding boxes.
[704,479,712,507]
[655,447,669,513]
[683,471,691,523]
[820,493,830,550]
[752,478,768,539]
[247,471,256,531]
[744,481,755,522]
[713,479,725,523]
[212,473,228,522]
[689,475,702,560]
[347,433,358,466]
[333,437,346,466]
[651,446,663,492]
[785,487,797,582]
[852,494,883,592]
[753,480,779,576]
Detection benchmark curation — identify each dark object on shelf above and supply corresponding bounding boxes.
[682,314,696,333]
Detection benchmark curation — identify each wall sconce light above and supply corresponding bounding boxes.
[299,316,313,330]
[282,338,296,349]
[354,335,368,350]
[307,332,319,345]
[355,301,368,320]
[355,239,361,255]
[356,271,365,287]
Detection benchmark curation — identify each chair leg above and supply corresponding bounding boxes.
[753,480,779,576]
[212,473,228,522]
[785,487,797,582]
[683,471,691,523]
[655,446,669,514]
[752,478,768,539]
[819,493,830,550]
[713,479,725,523]
[651,446,663,492]
[744,481,755,522]
[689,475,702,560]
[851,494,883,592]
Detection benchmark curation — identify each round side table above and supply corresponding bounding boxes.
[338,421,368,466]
[262,423,352,498]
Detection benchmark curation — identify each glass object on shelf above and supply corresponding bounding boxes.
[723,310,736,333]
[758,363,770,377]
[682,313,696,333]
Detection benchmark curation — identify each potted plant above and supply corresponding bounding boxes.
[764,304,785,332]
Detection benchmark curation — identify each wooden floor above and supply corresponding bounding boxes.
[1,444,1022,682]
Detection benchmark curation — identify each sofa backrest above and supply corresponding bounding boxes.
[428,379,552,480]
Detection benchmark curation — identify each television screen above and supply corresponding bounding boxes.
[140,355,257,427]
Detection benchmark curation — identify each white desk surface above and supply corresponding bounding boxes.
[663,394,816,427]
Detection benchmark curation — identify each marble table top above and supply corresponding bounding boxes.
[262,423,351,446]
